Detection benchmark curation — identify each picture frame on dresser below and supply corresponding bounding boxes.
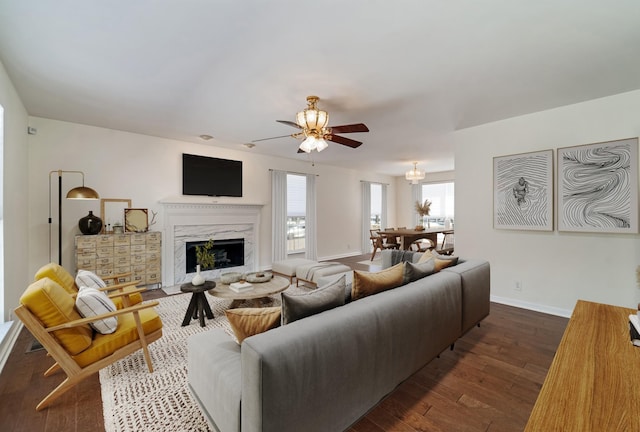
[493,149,554,231]
[100,198,131,233]
[557,137,639,233]
[124,208,149,232]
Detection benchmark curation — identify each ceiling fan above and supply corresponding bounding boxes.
[252,95,369,153]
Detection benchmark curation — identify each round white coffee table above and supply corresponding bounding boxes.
[208,275,290,308]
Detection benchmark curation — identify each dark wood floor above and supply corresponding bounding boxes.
[0,255,568,432]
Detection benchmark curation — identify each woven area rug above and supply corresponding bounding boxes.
[100,285,308,432]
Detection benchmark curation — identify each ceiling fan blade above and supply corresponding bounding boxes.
[326,134,362,148]
[251,134,294,142]
[329,123,369,134]
[276,120,302,129]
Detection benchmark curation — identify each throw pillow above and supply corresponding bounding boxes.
[75,286,118,334]
[403,259,436,284]
[76,269,107,289]
[351,263,404,301]
[435,257,458,271]
[225,307,281,344]
[281,275,346,325]
[417,249,436,264]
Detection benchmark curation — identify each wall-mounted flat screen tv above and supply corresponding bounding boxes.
[182,153,243,197]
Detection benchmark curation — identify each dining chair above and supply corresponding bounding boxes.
[369,229,399,260]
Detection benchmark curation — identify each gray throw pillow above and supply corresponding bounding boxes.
[403,259,436,284]
[281,275,346,324]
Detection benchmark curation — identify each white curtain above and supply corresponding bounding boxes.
[305,174,317,260]
[411,183,421,227]
[271,170,287,262]
[381,183,388,230]
[361,181,372,253]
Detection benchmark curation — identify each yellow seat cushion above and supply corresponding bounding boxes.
[72,308,163,367]
[20,278,93,355]
[34,263,77,295]
[110,292,144,309]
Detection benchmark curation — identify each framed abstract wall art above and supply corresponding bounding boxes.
[493,149,554,231]
[558,137,638,233]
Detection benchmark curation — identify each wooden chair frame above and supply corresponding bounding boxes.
[370,229,399,261]
[14,290,162,411]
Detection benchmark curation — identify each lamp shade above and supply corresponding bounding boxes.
[66,186,100,200]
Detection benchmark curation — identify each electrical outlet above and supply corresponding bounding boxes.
[514,281,522,292]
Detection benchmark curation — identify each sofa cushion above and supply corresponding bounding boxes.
[351,263,404,300]
[282,275,346,324]
[225,307,281,344]
[75,286,118,334]
[403,259,436,284]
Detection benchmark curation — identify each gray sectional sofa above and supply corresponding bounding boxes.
[187,250,490,432]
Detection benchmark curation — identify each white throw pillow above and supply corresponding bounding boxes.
[76,269,107,289]
[75,286,118,334]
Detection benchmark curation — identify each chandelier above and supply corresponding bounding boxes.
[296,96,329,153]
[405,162,425,184]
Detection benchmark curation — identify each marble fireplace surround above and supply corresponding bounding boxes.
[161,202,262,285]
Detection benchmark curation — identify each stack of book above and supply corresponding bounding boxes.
[230,281,253,293]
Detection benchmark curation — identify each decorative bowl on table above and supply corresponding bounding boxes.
[244,271,273,283]
[220,272,243,284]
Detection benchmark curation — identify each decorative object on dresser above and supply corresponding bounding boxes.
[75,231,162,288]
[100,198,131,233]
[48,169,100,265]
[78,210,103,235]
[124,208,149,232]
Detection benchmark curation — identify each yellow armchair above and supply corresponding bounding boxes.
[34,262,144,309]
[15,277,163,411]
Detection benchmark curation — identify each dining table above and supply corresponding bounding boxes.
[378,227,454,250]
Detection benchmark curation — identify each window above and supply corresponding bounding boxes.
[286,174,306,254]
[421,182,454,229]
[370,183,382,229]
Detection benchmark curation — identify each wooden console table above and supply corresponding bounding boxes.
[525,300,640,431]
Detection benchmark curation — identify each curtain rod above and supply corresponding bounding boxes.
[269,169,319,177]
[360,180,390,185]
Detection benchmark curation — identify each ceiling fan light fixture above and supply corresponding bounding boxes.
[296,96,329,130]
[316,138,329,152]
[405,162,425,184]
[299,135,317,153]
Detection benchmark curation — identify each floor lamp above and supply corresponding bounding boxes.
[48,170,100,265]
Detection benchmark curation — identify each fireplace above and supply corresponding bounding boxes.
[161,202,262,285]
[185,238,245,273]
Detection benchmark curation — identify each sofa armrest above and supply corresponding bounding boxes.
[188,329,242,432]
[442,259,490,333]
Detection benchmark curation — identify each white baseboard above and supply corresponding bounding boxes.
[491,295,572,318]
[0,320,23,374]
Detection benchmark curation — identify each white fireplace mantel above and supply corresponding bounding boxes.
[161,202,263,285]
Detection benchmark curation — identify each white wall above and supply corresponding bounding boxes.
[454,89,640,316]
[0,61,29,321]
[26,117,396,291]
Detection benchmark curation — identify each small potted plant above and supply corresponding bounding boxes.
[192,239,215,286]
